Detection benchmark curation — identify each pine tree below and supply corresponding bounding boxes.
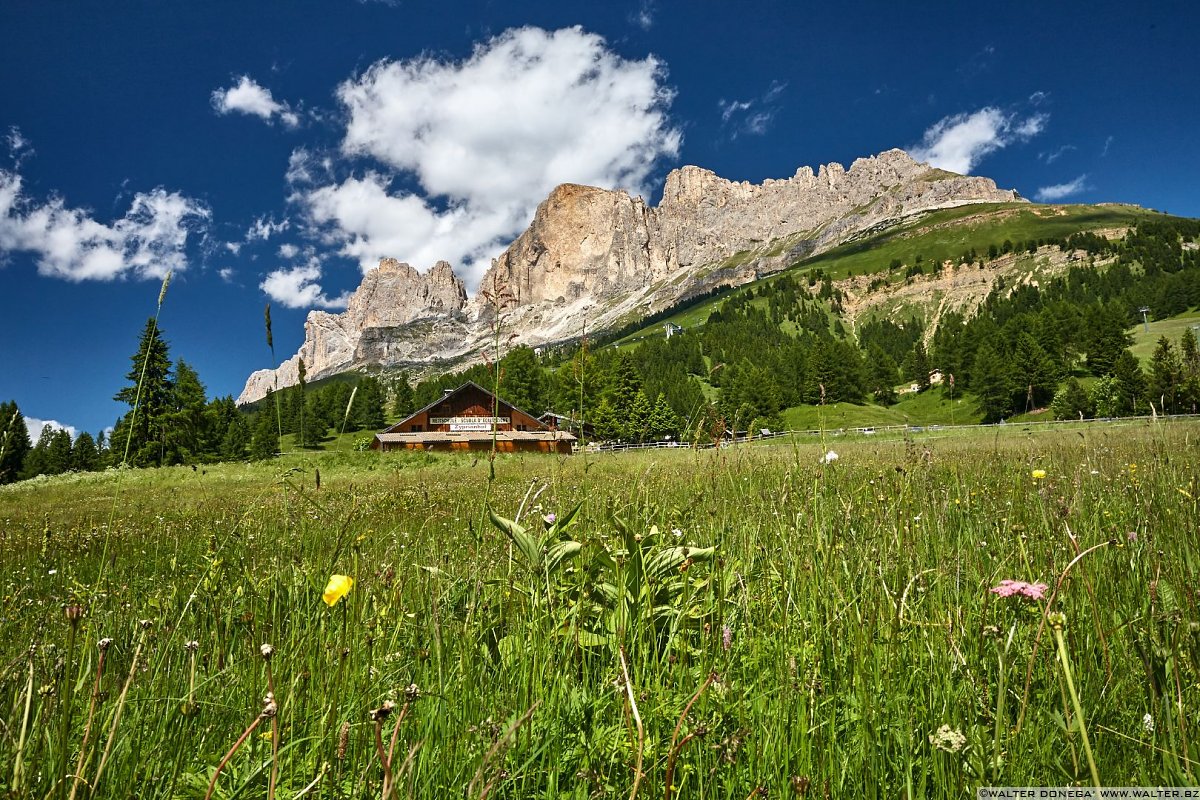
[1111,350,1146,415]
[591,398,621,441]
[250,410,279,460]
[971,343,1013,423]
[0,401,32,483]
[626,389,654,443]
[648,393,680,440]
[167,359,209,463]
[392,372,416,419]
[867,344,899,405]
[1147,336,1183,414]
[71,432,99,471]
[353,377,386,430]
[221,414,252,460]
[21,424,55,479]
[113,318,174,467]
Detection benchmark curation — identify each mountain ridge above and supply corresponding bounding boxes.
[238,148,1021,404]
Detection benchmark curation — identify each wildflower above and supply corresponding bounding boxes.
[672,528,683,539]
[929,724,967,753]
[323,574,354,606]
[821,450,839,464]
[98,637,113,651]
[722,624,733,652]
[1031,469,1047,480]
[1127,531,1138,542]
[990,579,1049,601]
[543,513,557,526]
[260,643,275,660]
[1142,713,1155,735]
[184,640,200,652]
[404,682,421,702]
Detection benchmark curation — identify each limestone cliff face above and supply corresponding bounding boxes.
[239,149,1023,404]
[238,258,466,404]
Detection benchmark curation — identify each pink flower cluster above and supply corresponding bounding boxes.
[990,579,1049,600]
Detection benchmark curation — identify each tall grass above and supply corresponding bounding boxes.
[0,423,1197,797]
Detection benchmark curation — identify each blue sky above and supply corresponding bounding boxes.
[2,0,1198,437]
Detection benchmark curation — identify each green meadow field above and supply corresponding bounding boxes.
[2,421,1198,798]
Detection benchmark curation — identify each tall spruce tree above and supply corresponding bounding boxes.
[392,372,416,419]
[112,318,174,466]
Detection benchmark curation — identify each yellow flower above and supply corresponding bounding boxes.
[1031,469,1047,480]
[323,575,354,606]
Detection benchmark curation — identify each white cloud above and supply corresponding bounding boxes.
[291,26,679,292]
[24,417,77,441]
[245,215,289,241]
[909,107,1048,174]
[1041,144,1076,164]
[1029,90,1049,105]
[224,241,242,255]
[6,126,33,166]
[219,267,235,282]
[1035,174,1089,202]
[717,81,786,139]
[211,76,300,128]
[278,242,299,258]
[1102,135,1114,157]
[630,0,655,30]
[0,169,209,281]
[260,258,350,309]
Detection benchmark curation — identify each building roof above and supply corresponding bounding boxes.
[375,429,577,444]
[381,380,549,435]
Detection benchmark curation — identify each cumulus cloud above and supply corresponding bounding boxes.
[211,76,300,127]
[260,258,350,309]
[909,107,1048,174]
[24,417,77,441]
[288,26,679,293]
[278,242,299,259]
[0,169,209,281]
[219,267,236,282]
[1035,174,1089,202]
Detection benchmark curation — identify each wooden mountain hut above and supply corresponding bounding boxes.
[370,381,575,454]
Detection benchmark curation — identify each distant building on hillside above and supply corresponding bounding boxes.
[538,411,595,440]
[371,381,575,454]
[664,322,683,338]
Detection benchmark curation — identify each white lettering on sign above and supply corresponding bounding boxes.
[430,416,510,425]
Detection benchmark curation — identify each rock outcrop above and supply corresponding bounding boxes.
[238,149,1023,404]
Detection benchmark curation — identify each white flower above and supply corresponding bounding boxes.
[929,724,967,753]
[821,451,839,464]
[1143,713,1155,735]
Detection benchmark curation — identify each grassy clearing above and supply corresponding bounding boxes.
[1130,310,1200,364]
[2,422,1198,797]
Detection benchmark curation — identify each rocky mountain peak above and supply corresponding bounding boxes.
[238,149,1025,405]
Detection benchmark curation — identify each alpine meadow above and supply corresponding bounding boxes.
[3,3,1200,798]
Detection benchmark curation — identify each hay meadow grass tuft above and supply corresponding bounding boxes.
[1,423,1198,797]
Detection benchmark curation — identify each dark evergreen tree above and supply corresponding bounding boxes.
[971,343,1013,423]
[867,344,899,405]
[0,401,32,483]
[21,424,55,479]
[112,319,174,467]
[392,372,416,419]
[71,432,100,471]
[167,359,209,463]
[250,410,279,460]
[1111,350,1146,415]
[221,413,252,460]
[354,376,387,431]
[1147,336,1183,413]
